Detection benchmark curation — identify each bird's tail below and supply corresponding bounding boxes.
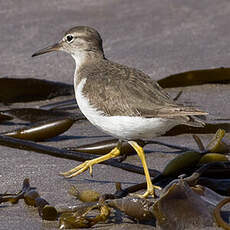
[169,106,208,127]
[185,115,206,127]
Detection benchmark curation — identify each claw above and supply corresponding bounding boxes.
[137,185,161,199]
[89,165,93,177]
[130,184,161,199]
[60,147,121,179]
[61,161,93,178]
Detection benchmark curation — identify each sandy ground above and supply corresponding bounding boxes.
[0,0,230,229]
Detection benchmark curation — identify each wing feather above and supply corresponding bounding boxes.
[80,60,207,122]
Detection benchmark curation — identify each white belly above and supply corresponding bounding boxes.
[75,78,177,140]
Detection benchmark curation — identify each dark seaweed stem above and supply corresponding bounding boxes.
[192,135,205,151]
[191,162,230,178]
[0,134,160,177]
[105,197,155,222]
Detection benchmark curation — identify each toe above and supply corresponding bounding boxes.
[133,185,161,199]
[60,161,93,178]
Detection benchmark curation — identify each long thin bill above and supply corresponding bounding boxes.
[32,43,61,57]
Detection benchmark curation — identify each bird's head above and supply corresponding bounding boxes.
[32,26,104,62]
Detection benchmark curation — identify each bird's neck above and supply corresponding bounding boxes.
[72,50,105,75]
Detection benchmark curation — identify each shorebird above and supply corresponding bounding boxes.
[32,26,207,198]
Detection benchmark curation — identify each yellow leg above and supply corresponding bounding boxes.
[61,147,120,178]
[128,141,161,198]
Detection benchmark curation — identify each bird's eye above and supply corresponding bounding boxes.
[66,35,74,43]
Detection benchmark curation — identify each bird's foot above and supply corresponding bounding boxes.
[61,160,94,178]
[132,184,161,199]
[61,147,121,178]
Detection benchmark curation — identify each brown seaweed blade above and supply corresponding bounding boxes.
[106,197,155,222]
[0,77,74,103]
[162,151,202,177]
[66,139,145,155]
[2,118,76,141]
[158,67,230,88]
[152,179,216,229]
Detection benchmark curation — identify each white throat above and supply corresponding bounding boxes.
[71,52,87,76]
